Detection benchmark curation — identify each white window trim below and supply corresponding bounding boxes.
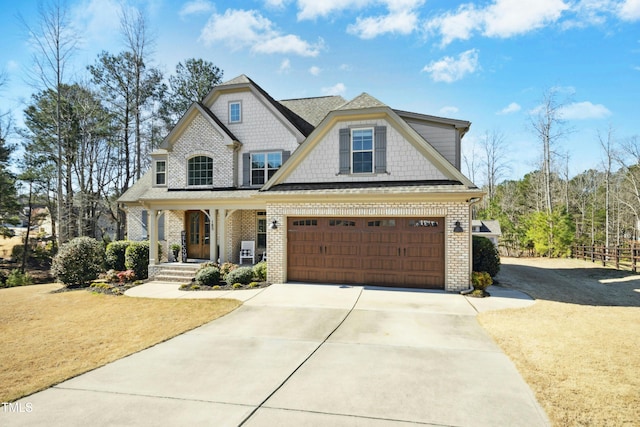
[350,127,374,174]
[229,101,242,124]
[250,151,282,186]
[153,159,167,187]
[187,155,214,187]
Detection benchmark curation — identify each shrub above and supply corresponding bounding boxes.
[105,241,131,271]
[51,237,105,287]
[252,261,267,281]
[195,266,221,286]
[225,266,253,286]
[117,270,136,283]
[232,283,243,289]
[124,241,161,280]
[471,271,493,290]
[219,262,238,279]
[5,269,33,287]
[11,244,24,262]
[472,235,501,278]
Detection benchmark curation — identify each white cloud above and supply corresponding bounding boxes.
[309,66,321,75]
[425,0,570,45]
[254,34,323,57]
[322,82,346,95]
[264,0,289,8]
[422,49,479,83]
[497,102,522,114]
[340,64,353,71]
[179,0,215,18]
[439,106,459,115]
[347,9,420,39]
[618,0,640,20]
[559,101,612,119]
[199,9,322,56]
[71,0,121,46]
[279,59,291,73]
[6,60,19,72]
[297,0,371,20]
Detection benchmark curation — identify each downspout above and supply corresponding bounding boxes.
[461,196,482,294]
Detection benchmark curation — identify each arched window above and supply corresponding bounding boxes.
[188,156,213,186]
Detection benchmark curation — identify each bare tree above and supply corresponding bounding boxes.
[530,88,571,214]
[20,0,79,245]
[598,126,616,248]
[480,129,510,204]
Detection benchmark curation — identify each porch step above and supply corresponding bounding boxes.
[151,263,202,283]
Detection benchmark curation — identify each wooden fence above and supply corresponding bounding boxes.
[572,244,640,273]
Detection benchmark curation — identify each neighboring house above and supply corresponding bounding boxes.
[472,220,502,247]
[118,75,484,291]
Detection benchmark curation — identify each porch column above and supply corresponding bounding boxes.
[218,208,226,262]
[149,208,158,265]
[210,208,218,262]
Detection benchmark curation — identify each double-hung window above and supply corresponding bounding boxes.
[351,128,374,173]
[229,101,241,123]
[188,156,213,186]
[251,152,282,186]
[155,160,166,186]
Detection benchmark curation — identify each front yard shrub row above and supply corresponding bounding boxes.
[225,266,254,286]
[193,262,268,288]
[105,241,131,271]
[195,266,221,286]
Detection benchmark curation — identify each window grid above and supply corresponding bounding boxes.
[188,156,213,186]
[351,128,373,173]
[251,152,282,186]
[155,160,166,185]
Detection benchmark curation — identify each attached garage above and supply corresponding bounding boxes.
[287,217,445,289]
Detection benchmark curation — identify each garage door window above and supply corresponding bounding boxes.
[409,219,439,227]
[329,219,356,226]
[292,219,317,226]
[367,220,396,227]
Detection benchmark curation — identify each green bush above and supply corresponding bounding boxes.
[471,271,493,290]
[195,266,221,286]
[472,235,500,278]
[11,244,24,262]
[125,241,149,280]
[219,262,238,279]
[105,241,131,271]
[51,237,105,287]
[225,266,253,286]
[5,269,34,287]
[252,261,267,281]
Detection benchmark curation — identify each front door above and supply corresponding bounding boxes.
[186,210,210,259]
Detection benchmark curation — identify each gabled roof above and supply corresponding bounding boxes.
[157,103,237,151]
[279,96,347,126]
[262,92,478,191]
[204,74,315,138]
[472,220,502,235]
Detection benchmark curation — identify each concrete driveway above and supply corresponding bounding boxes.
[3,283,549,426]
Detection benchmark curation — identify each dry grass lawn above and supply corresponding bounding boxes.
[0,234,22,259]
[0,284,241,402]
[478,257,640,426]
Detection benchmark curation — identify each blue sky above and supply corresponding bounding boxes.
[1,0,639,184]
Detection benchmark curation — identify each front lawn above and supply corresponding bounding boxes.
[479,257,640,426]
[0,284,240,402]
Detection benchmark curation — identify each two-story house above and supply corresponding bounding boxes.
[118,75,484,291]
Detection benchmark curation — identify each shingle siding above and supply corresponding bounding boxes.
[284,119,448,183]
[404,119,458,169]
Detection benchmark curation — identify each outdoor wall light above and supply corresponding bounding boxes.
[269,219,278,230]
[453,221,464,233]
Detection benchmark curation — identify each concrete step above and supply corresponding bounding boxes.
[150,263,203,282]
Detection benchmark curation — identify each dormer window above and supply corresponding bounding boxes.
[351,128,374,173]
[229,101,242,123]
[154,160,166,186]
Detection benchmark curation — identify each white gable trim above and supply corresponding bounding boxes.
[263,106,477,190]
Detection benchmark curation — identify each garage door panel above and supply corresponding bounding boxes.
[287,217,444,289]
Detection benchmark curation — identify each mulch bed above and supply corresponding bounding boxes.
[180,281,271,291]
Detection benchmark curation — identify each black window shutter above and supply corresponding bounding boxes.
[339,128,350,174]
[374,126,387,173]
[282,150,291,164]
[242,153,250,186]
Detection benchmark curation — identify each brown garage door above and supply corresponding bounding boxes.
[287,217,444,289]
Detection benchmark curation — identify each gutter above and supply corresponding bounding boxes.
[461,196,483,294]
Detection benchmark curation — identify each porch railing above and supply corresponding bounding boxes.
[572,244,640,273]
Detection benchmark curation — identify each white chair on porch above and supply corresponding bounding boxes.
[239,240,255,264]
